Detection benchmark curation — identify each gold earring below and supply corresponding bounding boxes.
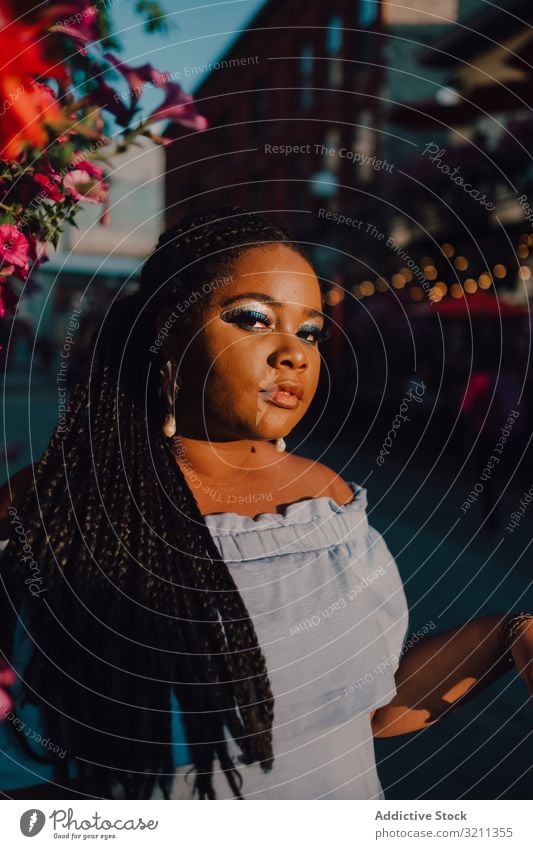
[159,359,181,438]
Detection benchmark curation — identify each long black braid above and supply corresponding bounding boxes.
[0,206,310,799]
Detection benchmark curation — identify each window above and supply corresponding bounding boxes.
[328,58,343,88]
[326,15,343,56]
[326,16,343,87]
[324,129,341,171]
[352,114,376,184]
[300,45,313,77]
[358,0,378,27]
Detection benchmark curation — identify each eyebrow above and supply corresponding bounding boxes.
[219,291,324,319]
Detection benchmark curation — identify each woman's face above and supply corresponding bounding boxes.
[167,243,326,442]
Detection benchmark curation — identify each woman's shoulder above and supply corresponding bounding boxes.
[279,450,355,507]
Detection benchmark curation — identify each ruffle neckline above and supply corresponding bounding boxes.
[203,480,366,530]
[202,482,369,563]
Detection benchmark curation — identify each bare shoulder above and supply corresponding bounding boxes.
[284,452,354,506]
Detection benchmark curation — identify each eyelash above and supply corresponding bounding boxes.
[221,307,330,345]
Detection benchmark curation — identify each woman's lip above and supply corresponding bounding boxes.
[259,387,301,409]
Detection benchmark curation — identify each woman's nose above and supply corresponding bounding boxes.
[267,334,308,370]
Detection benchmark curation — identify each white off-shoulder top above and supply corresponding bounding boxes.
[170,481,410,800]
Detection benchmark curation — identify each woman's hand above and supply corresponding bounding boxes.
[0,660,16,719]
[509,618,533,700]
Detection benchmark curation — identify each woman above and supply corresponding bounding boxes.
[0,206,532,801]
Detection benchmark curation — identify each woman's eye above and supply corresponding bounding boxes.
[297,325,331,345]
[220,307,331,344]
[244,310,272,329]
[220,307,272,330]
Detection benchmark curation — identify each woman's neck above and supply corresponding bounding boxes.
[170,433,263,486]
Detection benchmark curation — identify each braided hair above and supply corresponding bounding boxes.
[0,206,310,799]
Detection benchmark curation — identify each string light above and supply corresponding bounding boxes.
[429,287,443,303]
[391,273,406,289]
[361,281,375,296]
[325,288,344,305]
[325,242,530,306]
[390,238,533,303]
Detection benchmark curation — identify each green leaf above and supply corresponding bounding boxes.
[135,0,170,34]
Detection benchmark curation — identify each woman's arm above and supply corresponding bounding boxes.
[371,614,533,737]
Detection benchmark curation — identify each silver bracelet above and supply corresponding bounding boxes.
[498,612,533,665]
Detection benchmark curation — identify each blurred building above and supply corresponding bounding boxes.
[165,0,386,242]
[165,0,532,302]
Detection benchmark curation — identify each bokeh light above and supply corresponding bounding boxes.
[391,273,406,289]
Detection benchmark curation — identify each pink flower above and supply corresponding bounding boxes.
[0,662,16,688]
[89,63,134,128]
[64,168,109,204]
[34,172,64,202]
[51,1,100,53]
[148,83,209,130]
[75,159,105,181]
[0,687,13,718]
[103,53,169,111]
[102,53,208,132]
[0,225,29,271]
[0,661,16,719]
